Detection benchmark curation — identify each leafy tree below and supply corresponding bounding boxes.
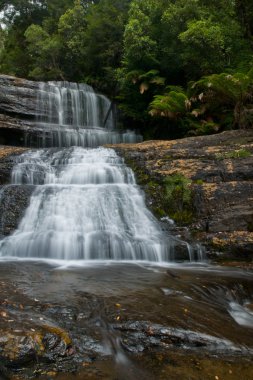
[117,0,165,126]
[159,0,202,81]
[1,0,253,138]
[57,0,88,80]
[123,0,159,71]
[191,70,253,129]
[0,0,72,77]
[24,0,88,80]
[179,20,226,78]
[80,0,130,94]
[25,24,63,79]
[235,0,253,42]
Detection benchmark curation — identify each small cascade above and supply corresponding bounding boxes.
[25,82,142,148]
[36,82,113,129]
[0,147,181,261]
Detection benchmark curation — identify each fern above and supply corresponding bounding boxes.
[149,89,188,118]
[191,69,253,128]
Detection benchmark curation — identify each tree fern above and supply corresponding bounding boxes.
[191,69,253,128]
[149,89,188,118]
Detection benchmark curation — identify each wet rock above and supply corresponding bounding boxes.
[0,363,10,380]
[0,185,35,237]
[110,130,253,260]
[0,290,75,374]
[0,75,48,147]
[0,145,33,237]
[0,146,28,184]
[113,321,248,355]
[0,328,73,369]
[0,75,39,119]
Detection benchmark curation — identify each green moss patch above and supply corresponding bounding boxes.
[215,149,251,160]
[123,154,194,225]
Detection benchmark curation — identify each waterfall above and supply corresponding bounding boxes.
[36,82,112,128]
[0,81,204,262]
[0,147,177,261]
[25,82,142,148]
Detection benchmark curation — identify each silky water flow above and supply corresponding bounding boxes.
[25,81,142,147]
[0,81,202,262]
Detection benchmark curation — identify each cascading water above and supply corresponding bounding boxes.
[25,81,142,148]
[0,147,178,260]
[0,81,202,262]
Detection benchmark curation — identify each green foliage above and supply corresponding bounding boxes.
[194,179,204,185]
[25,24,63,79]
[164,174,192,206]
[0,27,5,53]
[179,20,226,77]
[187,120,220,136]
[191,70,253,129]
[215,149,251,160]
[123,0,158,70]
[149,90,188,120]
[0,0,253,138]
[164,174,193,224]
[80,0,130,93]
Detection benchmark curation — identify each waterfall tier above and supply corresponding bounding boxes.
[27,81,142,148]
[0,147,177,261]
[37,82,114,129]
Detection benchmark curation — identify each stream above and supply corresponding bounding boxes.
[0,81,252,379]
[0,261,252,379]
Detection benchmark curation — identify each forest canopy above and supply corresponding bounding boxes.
[0,0,253,138]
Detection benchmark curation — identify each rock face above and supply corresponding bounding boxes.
[109,130,253,260]
[0,185,34,237]
[0,75,42,146]
[0,146,30,237]
[0,74,39,118]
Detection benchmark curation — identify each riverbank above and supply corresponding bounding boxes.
[109,129,253,262]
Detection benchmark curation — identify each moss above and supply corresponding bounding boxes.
[193,179,204,185]
[215,149,251,160]
[122,155,195,225]
[163,155,173,160]
[171,210,194,224]
[153,207,166,217]
[42,325,72,346]
[163,174,193,223]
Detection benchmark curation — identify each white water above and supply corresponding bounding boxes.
[0,147,179,261]
[37,82,113,128]
[25,81,142,147]
[229,302,253,328]
[0,81,204,262]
